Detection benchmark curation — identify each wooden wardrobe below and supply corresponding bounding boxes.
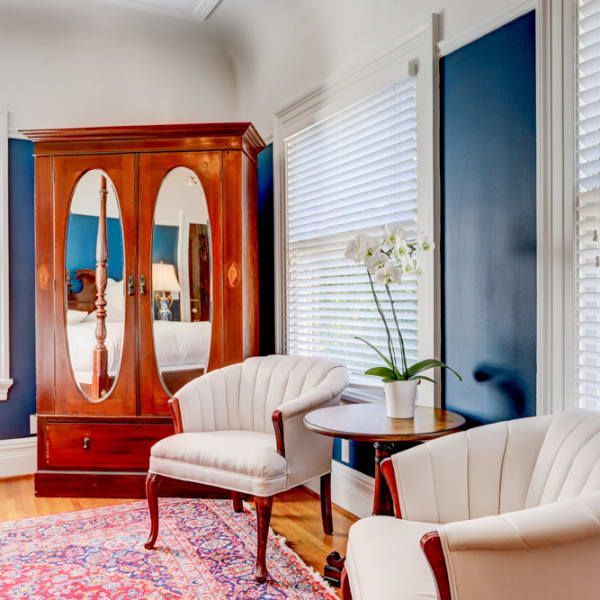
[25,124,264,497]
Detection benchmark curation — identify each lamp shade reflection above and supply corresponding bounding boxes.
[152,262,180,321]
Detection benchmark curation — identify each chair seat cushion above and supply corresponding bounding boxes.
[346,516,438,600]
[149,431,288,496]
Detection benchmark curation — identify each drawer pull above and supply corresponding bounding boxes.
[82,437,91,450]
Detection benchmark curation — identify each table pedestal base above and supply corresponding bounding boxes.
[323,442,398,587]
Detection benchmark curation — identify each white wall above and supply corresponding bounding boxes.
[0,0,237,133]
[208,0,533,138]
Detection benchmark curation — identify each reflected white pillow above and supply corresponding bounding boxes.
[67,309,89,324]
[105,278,125,322]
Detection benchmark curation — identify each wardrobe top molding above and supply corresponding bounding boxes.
[21,122,265,160]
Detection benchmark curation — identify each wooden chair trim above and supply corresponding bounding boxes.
[380,457,402,518]
[420,530,451,600]
[340,567,352,599]
[168,397,183,434]
[271,410,285,457]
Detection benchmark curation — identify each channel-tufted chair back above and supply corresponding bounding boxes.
[174,355,348,434]
[390,410,600,524]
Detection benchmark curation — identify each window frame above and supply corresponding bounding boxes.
[0,108,12,401]
[273,16,441,406]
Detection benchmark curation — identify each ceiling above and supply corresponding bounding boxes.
[101,0,223,21]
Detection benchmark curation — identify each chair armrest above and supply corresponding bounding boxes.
[272,387,342,487]
[277,387,333,420]
[422,493,600,600]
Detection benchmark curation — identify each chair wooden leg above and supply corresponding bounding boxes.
[254,495,273,583]
[232,492,244,513]
[320,473,333,535]
[144,473,162,550]
[341,567,352,599]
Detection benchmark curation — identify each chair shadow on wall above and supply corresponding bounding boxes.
[472,362,526,421]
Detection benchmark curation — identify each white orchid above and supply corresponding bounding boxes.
[417,232,434,252]
[343,222,460,384]
[373,261,402,284]
[366,251,389,274]
[384,222,405,245]
[344,234,369,263]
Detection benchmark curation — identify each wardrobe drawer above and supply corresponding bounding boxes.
[43,422,174,470]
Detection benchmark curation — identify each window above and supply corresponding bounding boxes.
[284,79,419,386]
[576,0,600,409]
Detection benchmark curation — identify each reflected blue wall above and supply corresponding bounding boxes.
[441,12,537,424]
[66,214,124,289]
[0,140,35,439]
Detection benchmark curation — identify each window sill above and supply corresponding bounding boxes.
[342,384,385,405]
[0,378,13,401]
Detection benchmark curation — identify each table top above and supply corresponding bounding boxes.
[304,403,465,442]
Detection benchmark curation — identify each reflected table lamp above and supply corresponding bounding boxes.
[152,262,181,321]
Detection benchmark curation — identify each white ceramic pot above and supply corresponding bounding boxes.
[384,380,418,419]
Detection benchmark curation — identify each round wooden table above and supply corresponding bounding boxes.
[304,403,465,586]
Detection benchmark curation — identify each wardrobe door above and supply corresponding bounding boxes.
[138,152,223,415]
[54,154,137,416]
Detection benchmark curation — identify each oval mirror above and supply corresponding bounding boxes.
[65,169,125,402]
[152,167,211,395]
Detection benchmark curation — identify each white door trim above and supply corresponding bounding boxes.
[0,109,12,401]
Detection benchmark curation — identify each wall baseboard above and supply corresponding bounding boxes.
[0,436,37,478]
[305,461,374,519]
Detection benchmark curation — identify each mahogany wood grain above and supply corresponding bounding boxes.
[255,495,273,583]
[222,150,244,366]
[144,473,162,549]
[91,176,109,400]
[30,123,264,497]
[161,368,205,394]
[34,156,55,415]
[232,492,244,513]
[169,398,183,434]
[22,123,265,160]
[52,154,137,417]
[272,409,285,457]
[67,269,98,312]
[137,151,224,415]
[380,457,402,518]
[41,422,174,470]
[320,473,333,535]
[340,567,352,600]
[242,151,260,357]
[421,531,451,600]
[304,404,466,443]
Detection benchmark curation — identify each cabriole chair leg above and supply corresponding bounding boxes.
[320,473,333,535]
[254,495,274,583]
[341,567,352,599]
[144,473,162,550]
[232,492,244,513]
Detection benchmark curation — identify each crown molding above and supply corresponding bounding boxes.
[193,0,223,21]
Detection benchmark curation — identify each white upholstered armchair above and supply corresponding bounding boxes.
[144,355,349,582]
[343,410,600,600]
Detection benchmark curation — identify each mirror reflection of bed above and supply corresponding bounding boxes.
[65,167,212,401]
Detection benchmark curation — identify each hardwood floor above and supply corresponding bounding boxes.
[0,476,356,595]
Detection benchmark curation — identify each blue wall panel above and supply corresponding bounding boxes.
[441,12,537,424]
[257,144,275,355]
[0,140,35,440]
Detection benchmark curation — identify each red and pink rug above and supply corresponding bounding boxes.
[0,498,337,599]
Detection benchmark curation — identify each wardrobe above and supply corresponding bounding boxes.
[24,124,265,497]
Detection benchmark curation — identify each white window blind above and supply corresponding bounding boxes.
[284,78,418,384]
[576,0,600,409]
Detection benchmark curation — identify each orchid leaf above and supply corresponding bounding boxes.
[406,358,462,381]
[354,336,395,370]
[364,366,398,380]
[413,375,436,384]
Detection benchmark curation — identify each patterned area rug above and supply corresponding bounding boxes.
[0,498,337,599]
